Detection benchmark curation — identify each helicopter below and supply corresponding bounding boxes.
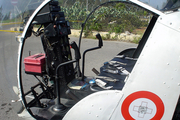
[7,0,180,119]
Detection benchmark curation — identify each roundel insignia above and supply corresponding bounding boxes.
[121,91,164,120]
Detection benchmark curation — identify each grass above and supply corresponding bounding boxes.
[132,27,146,35]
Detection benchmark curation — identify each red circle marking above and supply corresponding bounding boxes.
[121,91,164,120]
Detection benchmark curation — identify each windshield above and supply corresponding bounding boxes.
[0,0,44,32]
[0,0,45,114]
[138,0,180,11]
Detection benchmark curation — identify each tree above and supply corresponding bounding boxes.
[4,12,10,20]
[0,6,3,20]
[61,1,148,33]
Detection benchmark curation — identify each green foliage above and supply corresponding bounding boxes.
[61,2,149,35]
[106,34,110,39]
[89,22,102,31]
[0,6,3,20]
[115,3,126,11]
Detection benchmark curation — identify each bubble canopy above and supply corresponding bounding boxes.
[0,0,179,30]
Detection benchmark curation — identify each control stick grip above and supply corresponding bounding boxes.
[70,41,81,60]
[96,33,103,48]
